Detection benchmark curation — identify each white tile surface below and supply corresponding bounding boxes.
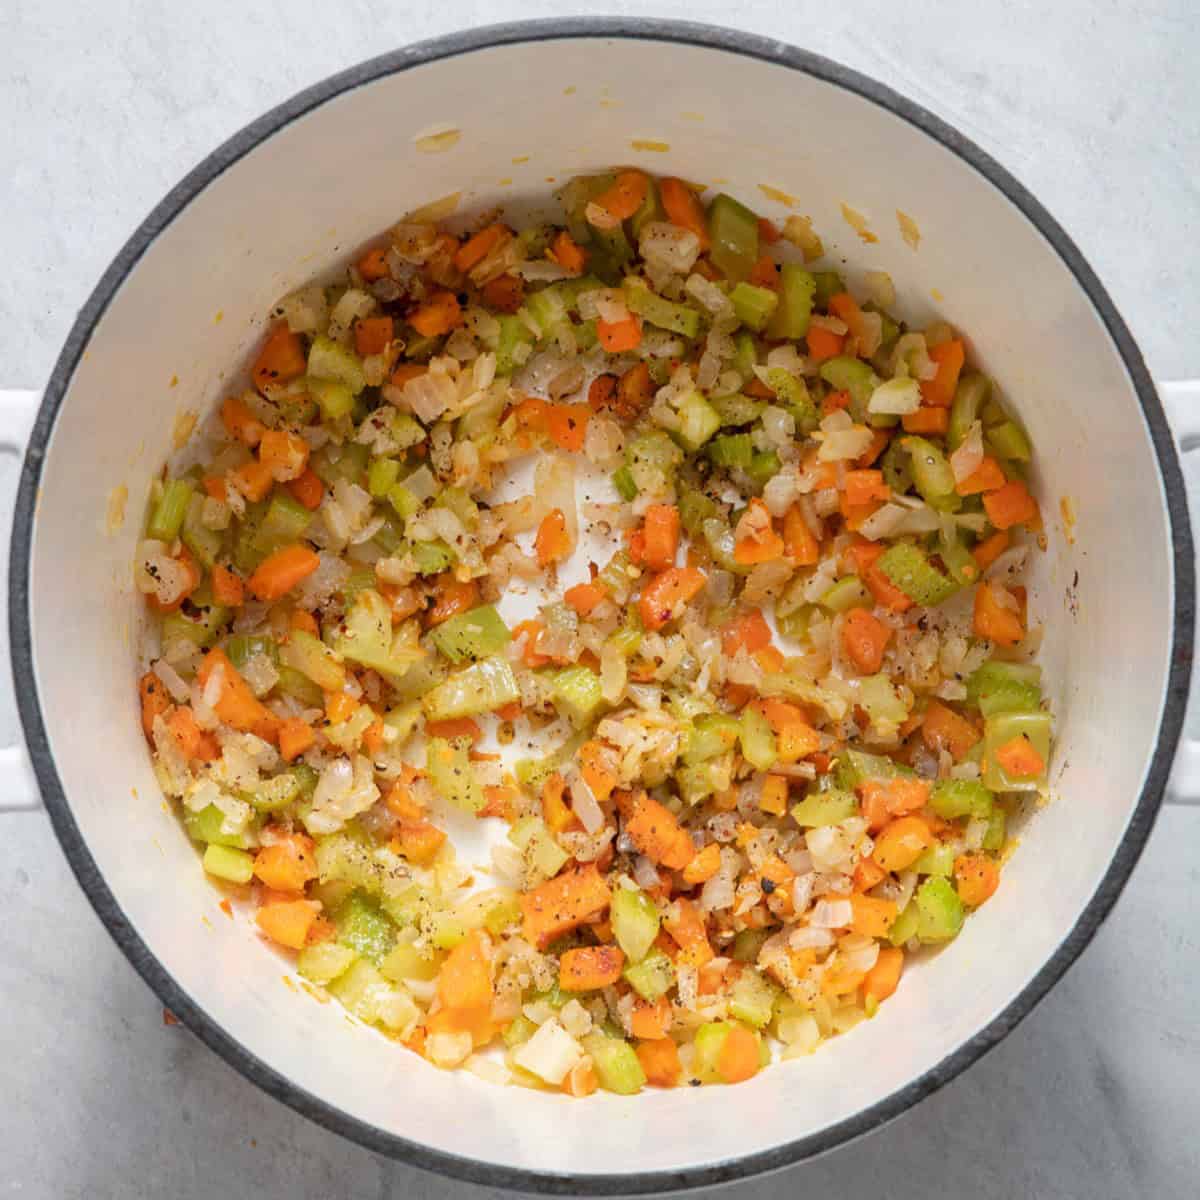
[2,2,1199,1197]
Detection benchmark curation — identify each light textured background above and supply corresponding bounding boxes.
[2,2,1199,1198]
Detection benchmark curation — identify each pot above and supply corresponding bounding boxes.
[5,19,1196,1193]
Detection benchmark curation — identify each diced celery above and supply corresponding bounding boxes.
[675,390,722,451]
[388,483,421,519]
[513,731,587,797]
[819,356,880,421]
[711,393,766,427]
[939,537,980,589]
[202,843,254,884]
[427,736,484,814]
[309,378,355,421]
[983,806,1007,852]
[776,604,814,641]
[903,436,957,506]
[857,674,909,728]
[331,589,423,679]
[888,901,920,946]
[881,438,913,494]
[730,282,778,332]
[819,575,871,613]
[429,911,469,950]
[764,368,818,431]
[148,479,195,542]
[275,664,324,708]
[335,891,398,965]
[729,969,780,1029]
[185,804,255,849]
[482,894,522,936]
[983,711,1052,790]
[581,1033,646,1095]
[966,661,1043,716]
[930,779,994,821]
[684,714,741,765]
[368,457,401,498]
[508,816,570,880]
[181,495,224,568]
[550,666,605,727]
[524,286,569,339]
[732,331,758,382]
[563,175,617,240]
[708,433,754,470]
[379,941,440,984]
[161,605,229,651]
[246,771,305,813]
[812,271,845,309]
[327,959,418,1032]
[503,1014,539,1048]
[915,876,965,942]
[625,280,702,339]
[429,605,510,664]
[766,263,816,340]
[590,223,635,285]
[297,942,358,986]
[411,540,455,575]
[676,760,720,806]
[627,431,684,495]
[709,193,760,282]
[621,948,675,1002]
[251,492,313,559]
[678,487,720,536]
[875,543,958,606]
[313,830,382,892]
[912,842,956,877]
[987,420,1032,463]
[308,335,366,394]
[495,314,536,376]
[611,886,660,963]
[835,748,915,790]
[311,441,369,486]
[739,706,778,771]
[948,373,990,451]
[612,465,638,502]
[791,789,857,827]
[630,175,665,238]
[746,450,781,491]
[731,928,770,963]
[340,566,378,610]
[692,1021,733,1084]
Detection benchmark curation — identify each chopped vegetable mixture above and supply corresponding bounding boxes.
[137,169,1051,1093]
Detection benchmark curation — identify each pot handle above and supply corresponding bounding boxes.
[0,390,42,811]
[1162,380,1200,804]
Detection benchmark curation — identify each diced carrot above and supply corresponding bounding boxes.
[425,717,483,743]
[197,648,279,741]
[479,785,516,820]
[389,362,428,389]
[748,253,779,289]
[859,778,931,832]
[983,480,1039,530]
[995,734,1045,779]
[922,701,981,760]
[659,178,710,250]
[637,1037,682,1088]
[540,772,578,836]
[757,217,781,244]
[221,395,265,447]
[211,564,245,607]
[853,857,887,892]
[394,819,446,865]
[564,581,607,616]
[597,314,643,353]
[481,273,524,313]
[203,476,228,502]
[454,224,509,272]
[587,373,618,414]
[956,455,1006,497]
[278,716,315,762]
[426,576,479,626]
[954,854,1000,907]
[354,315,394,357]
[592,170,649,222]
[535,508,571,568]
[253,834,317,892]
[256,900,319,950]
[642,504,681,572]
[849,893,898,938]
[733,498,785,565]
[721,608,773,657]
[258,429,310,482]
[920,338,965,407]
[408,289,463,337]
[625,792,695,871]
[821,386,852,413]
[864,946,904,1006]
[359,719,385,757]
[437,929,493,1010]
[520,865,612,949]
[289,608,319,637]
[640,566,706,632]
[286,467,324,511]
[324,691,358,724]
[972,529,1010,572]
[630,997,673,1041]
[847,538,914,613]
[138,672,172,739]
[755,645,785,673]
[579,741,617,804]
[248,543,320,602]
[828,292,866,343]
[545,403,591,452]
[843,469,890,508]
[356,246,390,282]
[231,458,275,503]
[841,607,893,674]
[717,1025,760,1084]
[559,944,625,991]
[782,505,820,566]
[901,406,950,435]
[841,495,884,533]
[562,1058,599,1097]
[681,843,721,886]
[550,229,588,275]
[663,897,713,968]
[166,706,217,762]
[252,324,307,393]
[871,815,933,872]
[973,581,1025,646]
[856,429,891,469]
[616,361,654,420]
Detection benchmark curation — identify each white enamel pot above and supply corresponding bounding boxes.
[6,19,1197,1194]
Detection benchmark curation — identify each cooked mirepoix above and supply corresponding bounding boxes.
[137,168,1050,1093]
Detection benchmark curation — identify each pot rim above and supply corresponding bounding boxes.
[10,17,1194,1194]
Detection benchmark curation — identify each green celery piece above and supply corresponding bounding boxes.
[684,713,741,765]
[678,488,719,536]
[812,271,846,309]
[881,438,913,494]
[708,193,760,282]
[513,731,587,796]
[297,942,358,986]
[368,457,401,498]
[495,314,536,376]
[692,1021,733,1083]
[389,412,427,451]
[766,263,816,340]
[702,518,750,575]
[185,804,255,849]
[708,433,754,470]
[308,335,366,394]
[311,441,369,486]
[776,606,813,641]
[245,771,305,815]
[729,969,780,1029]
[819,575,871,613]
[627,431,683,494]
[730,282,778,332]
[508,816,569,880]
[550,666,605,726]
[308,377,355,421]
[930,779,994,821]
[746,450,781,490]
[739,707,778,771]
[764,368,818,431]
[902,436,957,504]
[987,420,1032,463]
[503,1014,538,1048]
[423,656,520,721]
[835,748,915,790]
[427,736,485,814]
[711,394,766,427]
[875,543,958,606]
[983,711,1052,790]
[676,759,720,806]
[624,280,702,339]
[791,789,857,827]
[379,940,440,984]
[275,664,324,708]
[857,674,908,728]
[913,841,957,877]
[340,566,378,608]
[251,492,313,559]
[606,624,642,658]
[732,331,758,382]
[411,541,455,575]
[148,479,195,542]
[966,661,1043,716]
[161,605,229,651]
[457,389,506,448]
[948,373,991,451]
[611,886,661,963]
[388,483,421,520]
[939,538,980,589]
[983,807,1007,852]
[400,329,443,363]
[621,949,675,1002]
[225,634,278,670]
[430,605,510,664]
[590,224,635,285]
[181,495,224,568]
[382,701,422,748]
[335,892,397,965]
[581,1033,646,1095]
[675,390,722,451]
[202,844,254,884]
[915,876,965,941]
[333,589,424,678]
[630,175,665,238]
[524,286,569,339]
[483,894,522,936]
[612,465,638,502]
[888,901,920,946]
[280,628,345,692]
[819,356,880,421]
[731,928,770,963]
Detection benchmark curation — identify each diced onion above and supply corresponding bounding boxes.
[950,420,985,484]
[868,378,921,416]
